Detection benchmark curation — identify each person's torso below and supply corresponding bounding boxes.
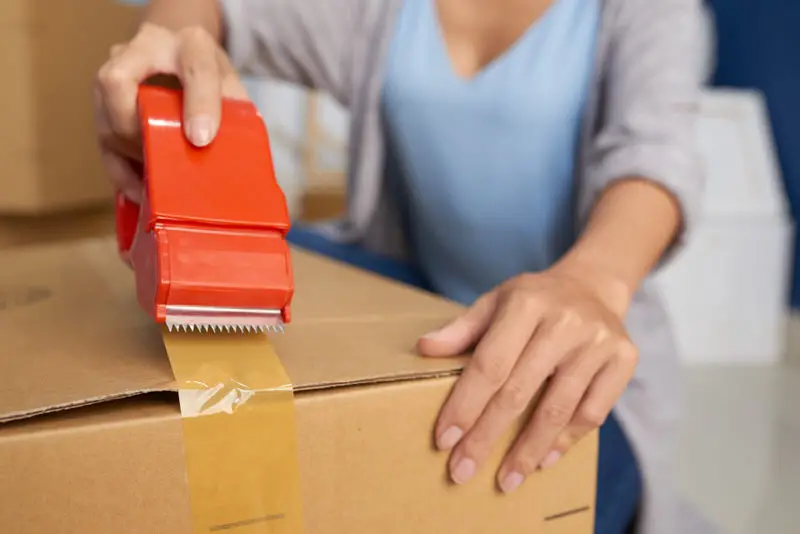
[381,0,600,305]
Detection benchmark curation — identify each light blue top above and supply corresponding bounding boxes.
[381,0,600,305]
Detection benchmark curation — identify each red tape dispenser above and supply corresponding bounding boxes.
[115,85,293,334]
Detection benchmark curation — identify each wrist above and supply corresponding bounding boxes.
[142,0,223,41]
[552,254,634,318]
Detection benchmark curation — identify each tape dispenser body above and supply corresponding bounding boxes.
[115,86,293,333]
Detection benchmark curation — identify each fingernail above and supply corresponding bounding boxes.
[437,426,463,450]
[500,471,525,494]
[540,451,562,469]
[450,458,476,485]
[187,116,215,146]
[421,328,443,340]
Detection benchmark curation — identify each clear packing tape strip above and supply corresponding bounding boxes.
[162,327,305,534]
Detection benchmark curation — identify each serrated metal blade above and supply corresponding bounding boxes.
[164,304,285,334]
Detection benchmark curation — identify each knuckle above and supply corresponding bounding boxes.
[183,56,218,79]
[551,432,573,453]
[178,39,220,81]
[472,356,508,388]
[495,381,530,412]
[589,323,611,344]
[616,339,639,365]
[458,435,488,460]
[541,402,572,427]
[550,309,578,332]
[558,308,576,324]
[512,454,539,476]
[97,63,128,90]
[508,291,539,317]
[179,25,213,44]
[575,405,606,428]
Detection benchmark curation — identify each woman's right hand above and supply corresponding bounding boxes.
[94,22,250,202]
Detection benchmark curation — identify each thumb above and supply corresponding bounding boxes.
[417,292,498,357]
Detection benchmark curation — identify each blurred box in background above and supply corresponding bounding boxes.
[0,0,141,214]
[0,206,114,249]
[302,184,346,222]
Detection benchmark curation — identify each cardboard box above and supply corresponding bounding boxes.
[300,184,346,222]
[0,205,115,249]
[0,238,597,533]
[0,1,141,214]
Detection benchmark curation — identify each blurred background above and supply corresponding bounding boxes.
[0,1,798,532]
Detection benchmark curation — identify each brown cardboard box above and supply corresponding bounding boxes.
[0,1,140,214]
[0,238,597,533]
[0,204,115,248]
[300,185,346,222]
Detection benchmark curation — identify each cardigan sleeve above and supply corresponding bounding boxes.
[581,0,707,267]
[219,0,372,106]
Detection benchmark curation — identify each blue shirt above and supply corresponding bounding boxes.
[381,0,600,305]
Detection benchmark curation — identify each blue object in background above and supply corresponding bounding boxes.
[706,0,800,306]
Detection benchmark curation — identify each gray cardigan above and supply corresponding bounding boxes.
[222,0,713,532]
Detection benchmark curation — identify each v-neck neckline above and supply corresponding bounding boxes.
[428,0,563,84]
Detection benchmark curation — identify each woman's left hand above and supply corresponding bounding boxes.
[417,264,638,494]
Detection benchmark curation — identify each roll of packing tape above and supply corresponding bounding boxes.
[162,328,305,534]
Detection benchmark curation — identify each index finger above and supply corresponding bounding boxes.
[176,27,224,146]
[435,295,542,451]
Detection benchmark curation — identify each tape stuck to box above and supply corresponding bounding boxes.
[163,329,304,533]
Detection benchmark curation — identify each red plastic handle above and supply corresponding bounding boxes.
[115,191,140,262]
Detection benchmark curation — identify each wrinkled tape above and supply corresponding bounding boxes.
[162,328,305,533]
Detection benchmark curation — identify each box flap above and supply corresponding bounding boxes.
[0,238,467,423]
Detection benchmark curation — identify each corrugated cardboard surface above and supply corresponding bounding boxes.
[0,238,597,533]
[0,1,140,214]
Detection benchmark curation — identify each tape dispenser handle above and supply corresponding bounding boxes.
[115,191,140,262]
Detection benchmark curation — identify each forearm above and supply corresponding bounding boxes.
[141,0,223,41]
[555,178,682,315]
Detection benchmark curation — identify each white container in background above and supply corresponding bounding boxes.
[653,89,794,365]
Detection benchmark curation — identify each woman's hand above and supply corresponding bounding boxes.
[418,263,638,493]
[93,23,249,202]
